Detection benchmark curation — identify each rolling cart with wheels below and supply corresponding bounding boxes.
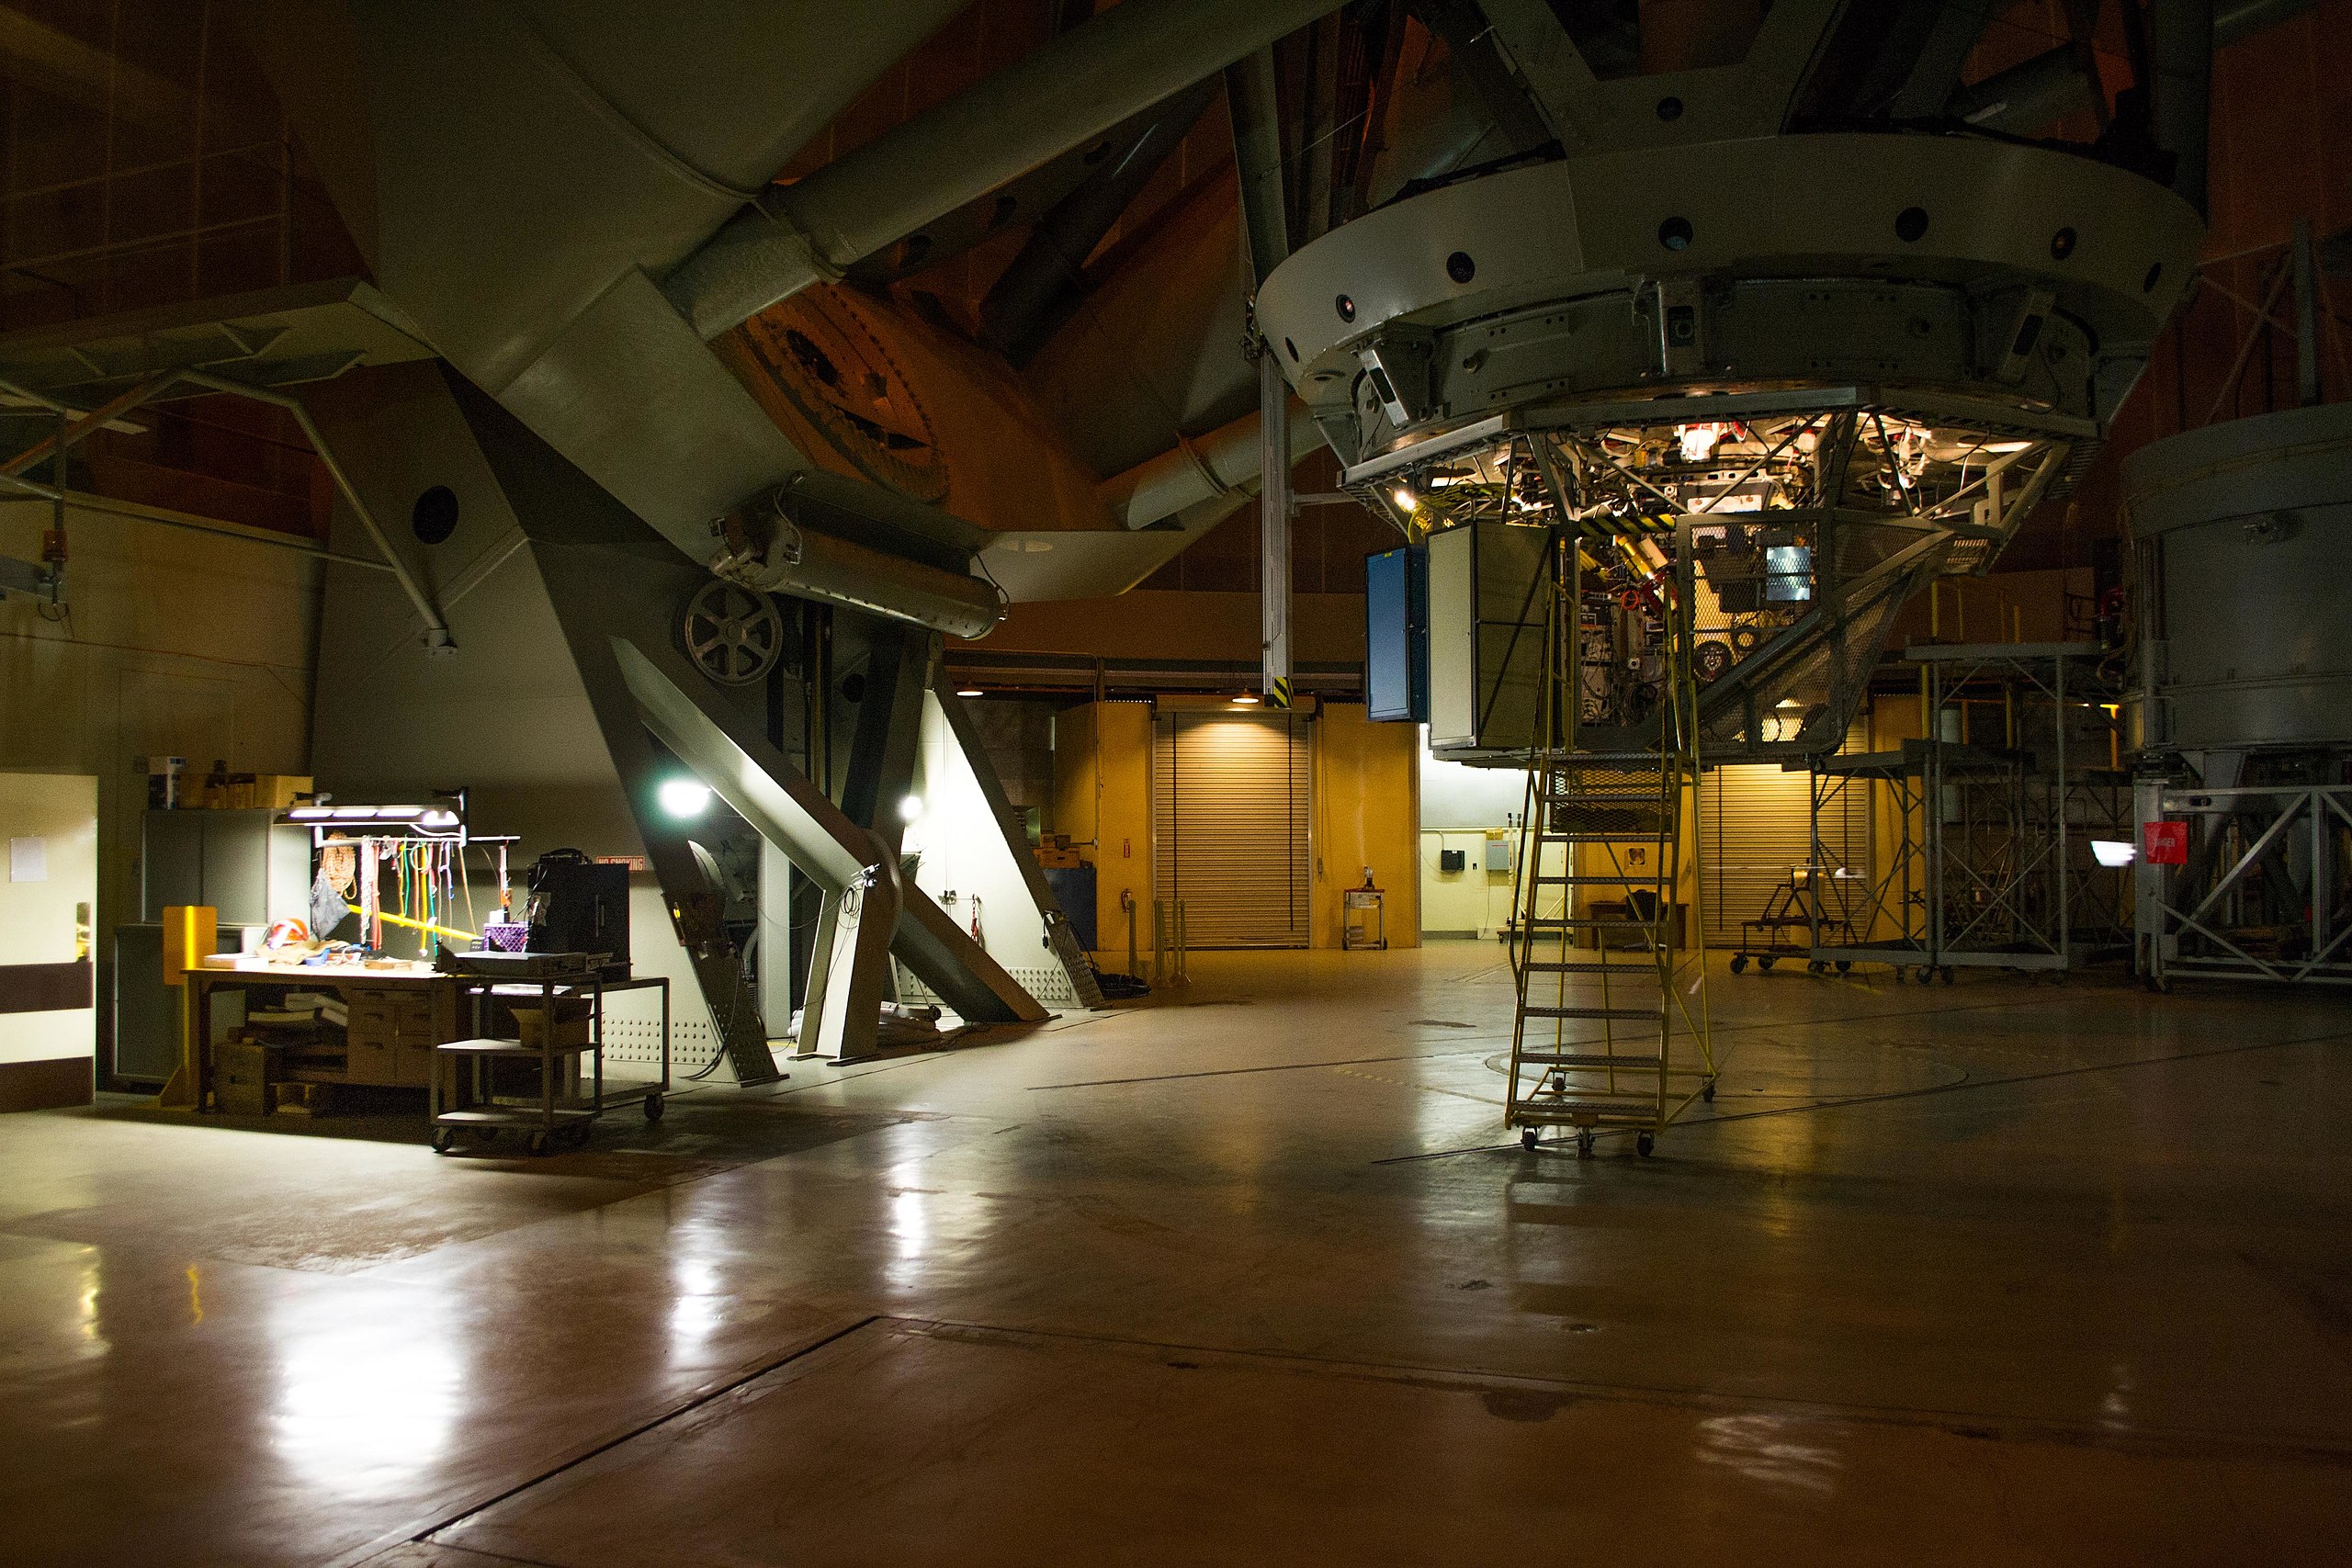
[427,956,669,1156]
[1730,868,1857,976]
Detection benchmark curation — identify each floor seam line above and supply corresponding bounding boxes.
[897,1316,2352,1466]
[409,1314,885,1548]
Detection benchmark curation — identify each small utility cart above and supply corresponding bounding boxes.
[1729,866,1860,975]
[427,951,669,1155]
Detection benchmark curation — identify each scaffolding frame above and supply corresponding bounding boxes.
[1810,642,2132,978]
[2143,781,2352,987]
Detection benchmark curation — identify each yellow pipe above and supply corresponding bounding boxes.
[346,902,478,943]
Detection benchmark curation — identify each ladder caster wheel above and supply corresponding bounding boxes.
[1915,966,1934,986]
[430,1128,457,1155]
[1576,1130,1595,1158]
[644,1092,665,1123]
[1702,1080,1716,1103]
[1894,966,1907,985]
[1836,961,1852,975]
[1758,956,1776,972]
[1521,1127,1539,1152]
[1635,1131,1656,1157]
[526,1131,553,1156]
[1728,954,1747,975]
[1939,965,1955,986]
[1807,960,1826,975]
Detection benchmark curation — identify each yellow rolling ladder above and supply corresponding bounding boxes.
[1506,526,1716,1156]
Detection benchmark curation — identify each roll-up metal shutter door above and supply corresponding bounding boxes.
[1702,764,1868,943]
[1153,710,1311,948]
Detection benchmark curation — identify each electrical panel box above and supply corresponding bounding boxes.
[1439,848,1466,873]
[1427,521,1551,755]
[1487,836,1514,874]
[1364,543,1429,723]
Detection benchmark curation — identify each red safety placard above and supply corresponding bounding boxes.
[2143,821,2188,865]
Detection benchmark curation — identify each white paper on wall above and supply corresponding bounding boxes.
[8,836,46,883]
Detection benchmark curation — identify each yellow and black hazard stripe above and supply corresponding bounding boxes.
[1266,675,1293,709]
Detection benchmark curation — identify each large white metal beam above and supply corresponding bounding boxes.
[662,0,1350,340]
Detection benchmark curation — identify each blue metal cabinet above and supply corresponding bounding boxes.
[1364,544,1428,723]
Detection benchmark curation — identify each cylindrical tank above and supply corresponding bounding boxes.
[2123,402,2352,753]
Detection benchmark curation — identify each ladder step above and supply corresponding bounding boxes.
[1522,1006,1657,1021]
[1521,961,1659,975]
[1544,792,1664,804]
[1519,1053,1663,1068]
[1531,874,1665,886]
[1514,1100,1660,1120]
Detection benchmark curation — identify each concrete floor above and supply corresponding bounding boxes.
[5,944,2350,1565]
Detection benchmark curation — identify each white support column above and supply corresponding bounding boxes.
[1259,346,1294,708]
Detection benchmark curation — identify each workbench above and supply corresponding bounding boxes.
[187,959,462,1111]
[184,960,669,1134]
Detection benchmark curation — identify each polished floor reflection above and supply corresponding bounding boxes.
[5,946,2349,1565]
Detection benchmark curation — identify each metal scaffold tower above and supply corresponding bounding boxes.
[1505,522,1716,1157]
[1812,642,2132,980]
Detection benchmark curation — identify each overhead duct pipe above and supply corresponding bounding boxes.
[977,78,1221,365]
[2150,0,2215,214]
[1947,46,2101,133]
[1950,0,2298,137]
[2215,0,2312,46]
[1097,399,1324,532]
[661,0,1350,341]
[710,475,1007,641]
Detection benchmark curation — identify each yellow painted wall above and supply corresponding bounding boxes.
[1050,700,1155,968]
[1309,704,1419,951]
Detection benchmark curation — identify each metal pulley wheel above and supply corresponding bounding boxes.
[681,581,786,685]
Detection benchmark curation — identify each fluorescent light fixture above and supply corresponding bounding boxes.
[2091,839,2136,868]
[288,807,333,821]
[330,805,378,819]
[657,779,712,819]
[897,795,924,823]
[420,808,460,828]
[372,805,424,820]
[956,687,985,698]
[1392,487,1418,513]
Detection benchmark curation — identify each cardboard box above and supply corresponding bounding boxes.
[254,774,314,809]
[216,1041,276,1116]
[515,1010,592,1051]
